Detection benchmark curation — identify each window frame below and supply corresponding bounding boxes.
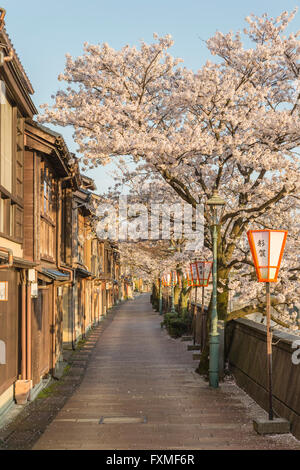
[0,89,24,244]
[39,159,57,261]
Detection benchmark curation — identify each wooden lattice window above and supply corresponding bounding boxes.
[0,92,13,193]
[15,111,24,200]
[40,160,56,260]
[0,88,24,242]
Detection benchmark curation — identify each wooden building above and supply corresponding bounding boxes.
[24,120,76,389]
[67,179,121,347]
[0,21,38,413]
[0,11,129,415]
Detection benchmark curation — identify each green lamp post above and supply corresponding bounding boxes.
[159,275,163,315]
[170,271,176,313]
[206,189,226,389]
[167,245,176,314]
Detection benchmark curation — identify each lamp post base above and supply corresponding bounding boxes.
[209,333,220,388]
[253,417,290,435]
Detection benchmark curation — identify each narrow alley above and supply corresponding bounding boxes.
[30,295,299,450]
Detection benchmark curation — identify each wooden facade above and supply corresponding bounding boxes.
[24,120,74,385]
[0,21,37,413]
[0,14,128,415]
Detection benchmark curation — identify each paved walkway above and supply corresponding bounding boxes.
[33,294,299,450]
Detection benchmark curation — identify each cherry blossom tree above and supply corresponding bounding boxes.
[39,10,300,332]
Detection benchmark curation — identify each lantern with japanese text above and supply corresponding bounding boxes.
[247,228,288,424]
[247,230,288,282]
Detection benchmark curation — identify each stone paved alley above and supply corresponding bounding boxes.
[2,294,300,450]
[27,294,299,450]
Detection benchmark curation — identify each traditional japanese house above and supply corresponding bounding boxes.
[71,176,123,341]
[0,17,37,412]
[69,176,96,345]
[58,168,106,349]
[0,8,126,415]
[23,120,76,394]
[89,192,105,323]
[72,188,122,333]
[103,241,122,309]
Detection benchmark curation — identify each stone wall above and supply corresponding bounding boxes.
[227,318,300,440]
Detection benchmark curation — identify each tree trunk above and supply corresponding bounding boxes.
[179,283,191,316]
[217,273,229,321]
[151,280,160,311]
[174,285,181,311]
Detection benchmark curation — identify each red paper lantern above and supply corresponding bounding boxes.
[247,229,288,282]
[195,261,213,287]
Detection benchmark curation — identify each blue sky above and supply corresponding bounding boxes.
[2,0,300,192]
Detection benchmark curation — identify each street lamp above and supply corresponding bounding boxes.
[159,274,163,315]
[170,270,177,313]
[167,244,177,314]
[190,262,200,343]
[206,189,226,388]
[161,273,171,312]
[247,229,288,421]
